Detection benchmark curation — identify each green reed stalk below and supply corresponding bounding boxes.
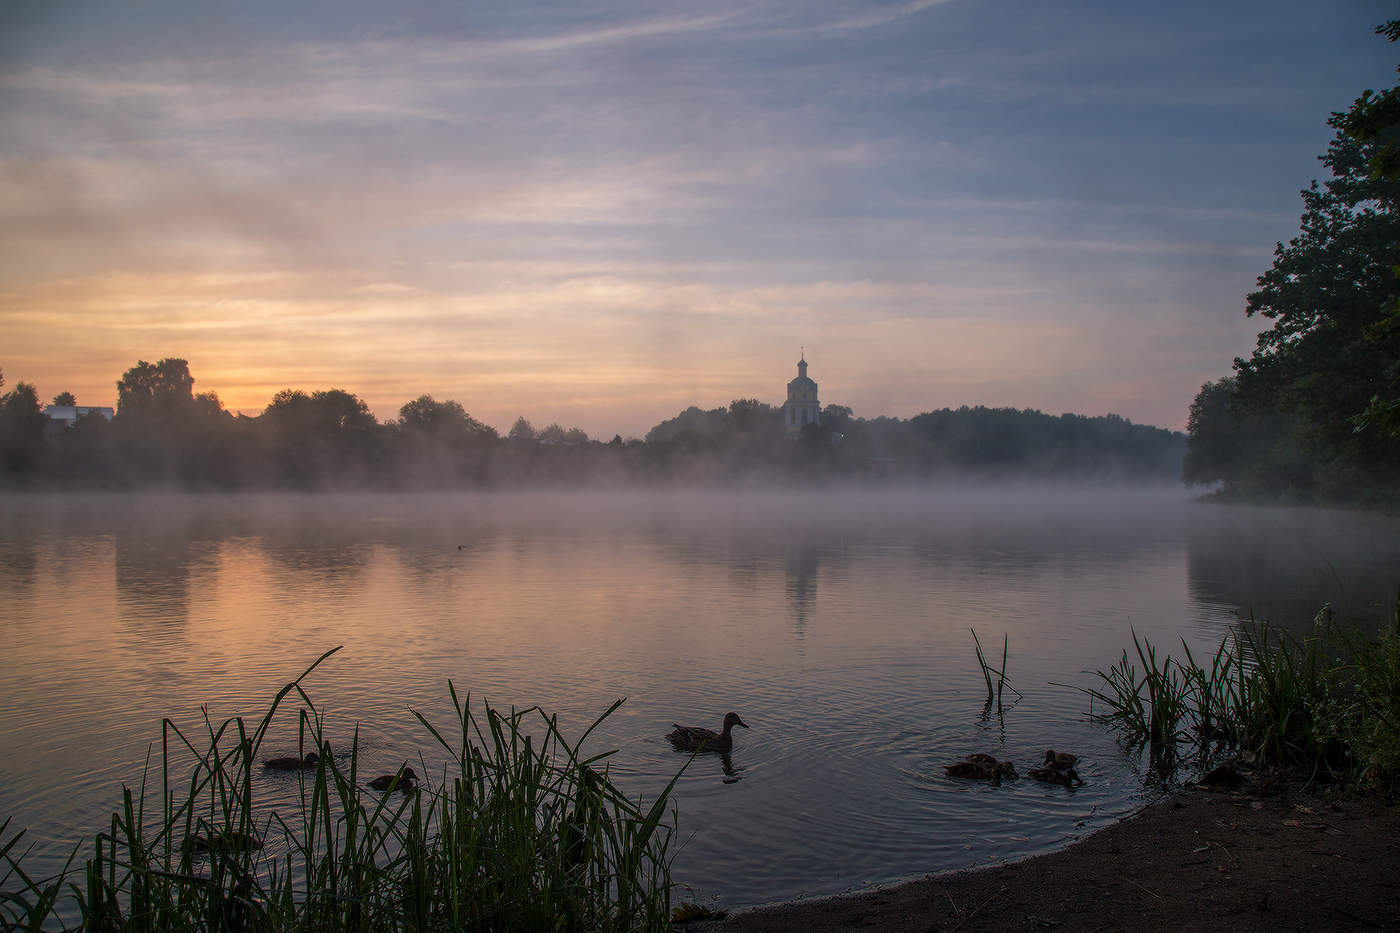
[971,630,1022,715]
[0,651,682,932]
[971,629,995,703]
[1083,596,1400,795]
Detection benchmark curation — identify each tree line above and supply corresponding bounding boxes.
[1183,21,1400,508]
[0,360,1183,489]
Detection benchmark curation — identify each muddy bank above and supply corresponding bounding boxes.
[694,779,1400,932]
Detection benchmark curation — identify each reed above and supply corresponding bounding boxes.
[971,629,1022,715]
[0,650,681,931]
[1083,598,1400,795]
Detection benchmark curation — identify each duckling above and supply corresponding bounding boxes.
[1043,749,1078,770]
[368,766,418,792]
[667,712,749,751]
[263,751,319,771]
[184,830,262,854]
[963,753,1001,766]
[1028,766,1084,787]
[945,758,1016,780]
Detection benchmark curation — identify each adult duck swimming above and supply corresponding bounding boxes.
[263,752,319,771]
[667,712,749,751]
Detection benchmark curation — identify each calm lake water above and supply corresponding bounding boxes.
[2,488,1399,910]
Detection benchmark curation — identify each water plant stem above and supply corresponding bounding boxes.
[0,652,681,932]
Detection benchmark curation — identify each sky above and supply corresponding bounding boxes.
[1,1,1396,439]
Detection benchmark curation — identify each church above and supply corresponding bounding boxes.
[783,351,820,436]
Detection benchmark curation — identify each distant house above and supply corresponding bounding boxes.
[782,352,820,436]
[43,405,114,431]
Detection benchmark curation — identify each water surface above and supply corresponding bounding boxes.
[2,488,1398,909]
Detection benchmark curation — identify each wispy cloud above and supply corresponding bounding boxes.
[0,0,1392,436]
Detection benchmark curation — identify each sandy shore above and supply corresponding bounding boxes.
[687,778,1400,932]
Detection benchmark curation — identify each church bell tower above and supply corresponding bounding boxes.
[783,350,820,436]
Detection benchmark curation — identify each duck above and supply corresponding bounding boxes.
[368,766,418,792]
[945,758,1016,780]
[1028,766,1084,787]
[667,712,749,751]
[1043,749,1078,770]
[263,751,319,771]
[963,753,1002,766]
[184,830,262,854]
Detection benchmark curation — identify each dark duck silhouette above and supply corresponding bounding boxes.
[1029,766,1085,787]
[368,766,418,792]
[667,712,748,751]
[963,753,1004,767]
[945,755,1016,780]
[184,829,262,854]
[263,751,319,771]
[1043,749,1079,770]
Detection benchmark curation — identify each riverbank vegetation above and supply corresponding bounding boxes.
[0,361,1183,490]
[1183,21,1400,509]
[1085,599,1400,797]
[0,651,681,932]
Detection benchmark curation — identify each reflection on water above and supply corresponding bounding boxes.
[785,540,821,639]
[1186,504,1400,634]
[1,489,1398,910]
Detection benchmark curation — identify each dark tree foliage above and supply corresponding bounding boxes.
[635,402,1182,484]
[111,358,207,484]
[821,404,854,434]
[393,395,498,486]
[1338,19,1400,438]
[904,407,1181,479]
[49,407,117,486]
[51,391,76,407]
[5,358,1186,489]
[0,380,48,478]
[1182,378,1314,498]
[644,406,730,446]
[1339,21,1400,184]
[508,416,536,441]
[1211,24,1400,503]
[398,395,493,439]
[259,388,382,487]
[116,358,196,421]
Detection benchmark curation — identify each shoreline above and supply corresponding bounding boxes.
[697,778,1400,932]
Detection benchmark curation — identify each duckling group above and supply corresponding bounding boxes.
[944,748,1085,787]
[261,746,420,793]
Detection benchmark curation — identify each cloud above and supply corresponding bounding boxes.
[0,0,1389,438]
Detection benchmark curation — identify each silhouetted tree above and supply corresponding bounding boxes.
[51,391,76,407]
[727,398,775,432]
[116,358,196,421]
[1230,33,1400,491]
[1182,381,1235,486]
[394,394,497,486]
[821,404,854,434]
[111,358,201,482]
[260,388,381,487]
[0,380,48,479]
[398,395,492,438]
[50,406,117,485]
[508,416,536,441]
[1338,20,1400,438]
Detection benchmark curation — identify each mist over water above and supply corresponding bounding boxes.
[2,487,1398,908]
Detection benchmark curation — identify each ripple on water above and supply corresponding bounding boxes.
[2,491,1397,910]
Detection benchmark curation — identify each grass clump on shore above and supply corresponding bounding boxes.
[0,648,681,931]
[1084,596,1400,795]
